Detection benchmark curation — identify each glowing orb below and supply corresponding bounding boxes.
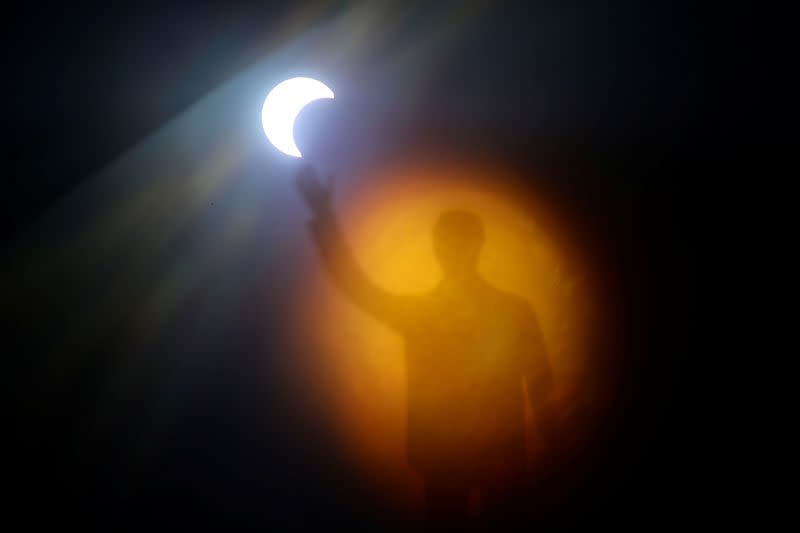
[261,77,334,158]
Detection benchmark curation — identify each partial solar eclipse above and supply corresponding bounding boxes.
[261,77,334,158]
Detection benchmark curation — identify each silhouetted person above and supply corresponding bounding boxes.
[296,166,555,529]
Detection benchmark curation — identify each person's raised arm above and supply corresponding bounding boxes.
[296,165,412,330]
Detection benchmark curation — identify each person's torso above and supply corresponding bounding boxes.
[402,280,528,460]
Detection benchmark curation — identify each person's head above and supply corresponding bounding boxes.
[432,210,485,279]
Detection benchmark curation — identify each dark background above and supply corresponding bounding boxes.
[4,1,759,530]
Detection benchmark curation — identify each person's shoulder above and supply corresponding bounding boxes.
[404,288,439,313]
[485,283,534,317]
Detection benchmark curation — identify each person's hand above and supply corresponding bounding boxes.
[296,164,334,217]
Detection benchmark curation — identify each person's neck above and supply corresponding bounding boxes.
[441,271,482,288]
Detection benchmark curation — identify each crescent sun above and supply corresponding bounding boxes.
[261,77,334,158]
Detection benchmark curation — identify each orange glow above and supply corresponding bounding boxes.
[287,159,607,517]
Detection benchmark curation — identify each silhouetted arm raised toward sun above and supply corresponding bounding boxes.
[296,165,414,330]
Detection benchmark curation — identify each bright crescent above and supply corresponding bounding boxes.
[261,77,334,158]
